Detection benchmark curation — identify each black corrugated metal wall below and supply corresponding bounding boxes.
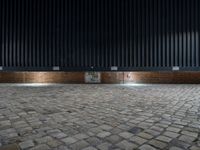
[0,0,199,71]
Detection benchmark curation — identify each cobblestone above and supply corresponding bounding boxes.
[106,135,122,144]
[19,140,35,149]
[86,137,102,146]
[119,131,133,139]
[139,144,157,150]
[138,132,154,139]
[156,135,172,143]
[29,144,50,150]
[178,135,196,143]
[190,146,200,150]
[130,136,147,145]
[163,131,180,138]
[97,131,111,138]
[116,140,138,150]
[51,132,67,139]
[82,146,97,150]
[181,130,198,138]
[97,142,112,150]
[0,84,200,149]
[69,140,89,150]
[61,137,77,145]
[169,146,183,150]
[73,133,88,140]
[167,127,181,133]
[35,136,54,144]
[149,139,167,149]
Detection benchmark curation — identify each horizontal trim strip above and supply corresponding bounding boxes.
[1,67,200,72]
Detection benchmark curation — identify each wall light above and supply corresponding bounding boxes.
[15,83,56,87]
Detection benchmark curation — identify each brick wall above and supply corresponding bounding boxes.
[0,72,200,84]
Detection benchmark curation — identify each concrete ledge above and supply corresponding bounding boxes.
[0,72,200,84]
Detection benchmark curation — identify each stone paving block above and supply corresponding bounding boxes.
[167,127,181,133]
[119,131,133,139]
[69,140,89,150]
[129,120,141,124]
[89,127,103,134]
[99,125,113,131]
[47,139,62,148]
[0,120,11,127]
[130,136,147,145]
[19,140,34,149]
[110,128,122,134]
[35,136,53,144]
[51,132,67,139]
[171,124,184,129]
[86,137,102,146]
[169,146,183,150]
[156,123,169,128]
[106,135,122,144]
[181,131,198,138]
[138,122,153,129]
[56,145,70,150]
[97,131,111,138]
[163,131,180,138]
[73,133,89,140]
[174,121,188,126]
[138,132,153,140]
[117,124,132,130]
[82,146,98,150]
[128,127,144,134]
[156,135,172,143]
[61,137,77,145]
[139,144,157,150]
[160,120,172,125]
[116,140,138,150]
[149,139,167,149]
[184,127,199,133]
[97,142,112,150]
[29,144,50,150]
[150,126,164,132]
[17,127,33,135]
[170,139,191,149]
[178,135,196,143]
[190,146,200,150]
[46,129,61,134]
[145,129,160,136]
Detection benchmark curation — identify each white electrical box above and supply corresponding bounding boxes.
[85,72,101,83]
[172,66,180,71]
[53,66,60,71]
[111,66,118,71]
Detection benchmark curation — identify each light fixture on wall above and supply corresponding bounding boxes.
[13,83,56,87]
[122,83,150,87]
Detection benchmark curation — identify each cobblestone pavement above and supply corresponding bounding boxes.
[0,84,200,150]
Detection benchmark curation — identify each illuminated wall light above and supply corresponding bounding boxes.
[123,83,149,87]
[125,72,137,84]
[27,72,53,83]
[15,83,56,87]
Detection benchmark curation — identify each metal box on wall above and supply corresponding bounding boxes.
[85,72,101,83]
